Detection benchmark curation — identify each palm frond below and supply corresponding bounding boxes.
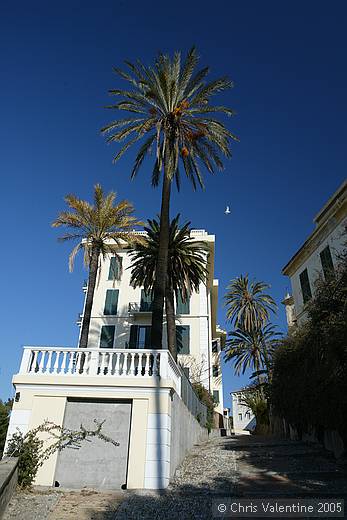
[128,215,208,304]
[102,47,238,189]
[68,242,83,273]
[53,184,142,276]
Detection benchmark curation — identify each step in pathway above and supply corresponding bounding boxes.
[114,435,347,519]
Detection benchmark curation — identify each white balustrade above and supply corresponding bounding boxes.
[16,346,209,420]
[18,347,177,382]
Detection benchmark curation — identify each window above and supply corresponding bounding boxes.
[129,325,151,349]
[320,245,334,279]
[100,325,115,349]
[213,390,220,404]
[299,268,312,303]
[238,413,242,421]
[176,325,190,354]
[108,256,122,281]
[212,365,219,377]
[245,411,251,420]
[176,291,190,314]
[103,289,119,315]
[140,290,153,311]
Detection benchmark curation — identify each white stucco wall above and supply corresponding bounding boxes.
[82,232,223,396]
[289,217,346,321]
[6,380,207,490]
[231,392,255,433]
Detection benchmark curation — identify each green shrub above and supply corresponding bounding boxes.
[6,420,119,488]
[0,399,12,458]
[6,430,42,488]
[192,382,215,432]
[271,249,347,445]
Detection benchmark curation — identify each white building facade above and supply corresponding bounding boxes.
[79,229,225,414]
[5,228,225,491]
[231,390,255,434]
[282,180,347,327]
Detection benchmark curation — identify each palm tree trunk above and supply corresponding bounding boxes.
[165,284,177,360]
[150,173,171,349]
[79,245,99,349]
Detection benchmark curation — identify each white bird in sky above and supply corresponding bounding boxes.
[225,206,231,215]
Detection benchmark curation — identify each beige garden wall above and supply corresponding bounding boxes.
[7,378,173,489]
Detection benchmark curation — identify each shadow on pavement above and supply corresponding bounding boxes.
[83,435,347,520]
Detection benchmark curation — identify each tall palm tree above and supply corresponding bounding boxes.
[224,274,277,332]
[129,215,208,359]
[102,47,237,348]
[52,184,142,349]
[224,324,280,379]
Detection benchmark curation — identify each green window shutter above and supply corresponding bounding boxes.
[140,290,153,311]
[145,326,152,348]
[108,257,122,280]
[100,325,115,349]
[320,246,334,279]
[176,291,190,314]
[104,289,119,315]
[176,325,190,354]
[213,390,220,404]
[183,367,190,380]
[213,365,219,377]
[129,325,138,349]
[299,268,312,304]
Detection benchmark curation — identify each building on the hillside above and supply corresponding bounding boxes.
[77,229,225,415]
[231,390,255,434]
[5,228,226,491]
[282,180,347,327]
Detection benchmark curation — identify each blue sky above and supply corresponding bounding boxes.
[0,1,346,406]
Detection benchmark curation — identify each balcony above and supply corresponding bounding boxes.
[128,302,153,314]
[16,346,181,390]
[190,229,208,237]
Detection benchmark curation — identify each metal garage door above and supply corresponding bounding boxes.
[54,399,132,489]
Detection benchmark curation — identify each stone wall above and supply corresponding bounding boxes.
[271,416,345,458]
[0,458,18,519]
[169,392,208,478]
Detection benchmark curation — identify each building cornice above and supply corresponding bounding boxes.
[282,183,347,276]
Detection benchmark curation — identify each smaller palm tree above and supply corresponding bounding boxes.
[129,215,207,359]
[52,184,142,349]
[224,324,280,380]
[240,387,270,434]
[224,274,277,332]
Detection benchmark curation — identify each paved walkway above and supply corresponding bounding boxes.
[114,435,347,519]
[3,435,347,519]
[3,489,124,520]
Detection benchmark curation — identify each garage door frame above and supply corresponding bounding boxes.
[54,397,133,489]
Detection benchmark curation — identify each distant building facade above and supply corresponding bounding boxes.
[231,390,255,434]
[282,180,347,327]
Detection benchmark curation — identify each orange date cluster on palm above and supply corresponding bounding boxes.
[172,99,190,117]
[186,129,207,142]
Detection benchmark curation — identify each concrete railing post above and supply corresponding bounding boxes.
[89,350,99,376]
[19,348,33,374]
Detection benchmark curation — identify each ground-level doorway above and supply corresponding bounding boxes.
[54,398,132,489]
